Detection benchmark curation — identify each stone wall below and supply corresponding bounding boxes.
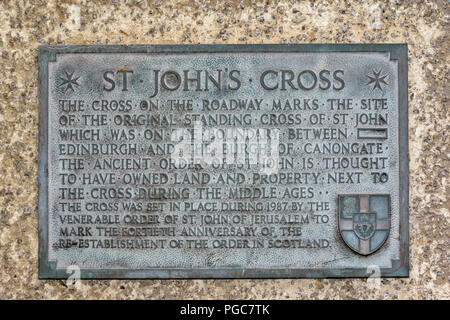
[0,0,448,299]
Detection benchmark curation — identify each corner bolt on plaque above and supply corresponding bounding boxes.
[38,44,409,278]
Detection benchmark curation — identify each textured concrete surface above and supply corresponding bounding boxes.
[0,0,448,299]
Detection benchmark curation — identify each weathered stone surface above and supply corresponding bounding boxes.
[0,0,448,298]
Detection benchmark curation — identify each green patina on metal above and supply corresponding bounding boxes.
[38,44,409,279]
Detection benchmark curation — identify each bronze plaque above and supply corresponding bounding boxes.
[38,44,409,278]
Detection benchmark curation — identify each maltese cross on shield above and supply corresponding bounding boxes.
[338,195,390,255]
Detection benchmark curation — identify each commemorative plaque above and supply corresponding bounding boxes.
[38,44,409,278]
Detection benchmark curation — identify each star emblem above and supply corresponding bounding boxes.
[367,68,388,91]
[58,70,80,93]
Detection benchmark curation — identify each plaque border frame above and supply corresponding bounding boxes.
[38,44,409,279]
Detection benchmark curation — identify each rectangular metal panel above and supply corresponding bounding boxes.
[38,44,409,278]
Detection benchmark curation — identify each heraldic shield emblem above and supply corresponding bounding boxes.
[338,195,390,255]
